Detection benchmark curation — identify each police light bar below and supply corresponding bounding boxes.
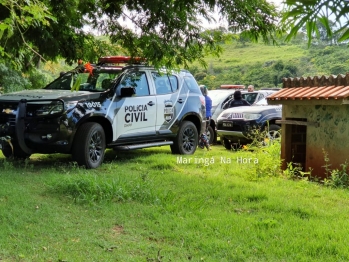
[98,56,145,64]
[220,85,246,89]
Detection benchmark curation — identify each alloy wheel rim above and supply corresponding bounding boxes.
[182,127,195,152]
[89,131,103,162]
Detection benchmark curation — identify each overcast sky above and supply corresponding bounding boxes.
[202,0,285,29]
[96,1,287,33]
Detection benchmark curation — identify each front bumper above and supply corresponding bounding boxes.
[216,119,261,143]
[0,99,72,154]
[217,130,246,138]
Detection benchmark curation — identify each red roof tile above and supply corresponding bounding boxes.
[267,73,349,101]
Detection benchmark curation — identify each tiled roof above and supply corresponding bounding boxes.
[267,73,349,101]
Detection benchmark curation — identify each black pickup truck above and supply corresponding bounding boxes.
[216,98,282,149]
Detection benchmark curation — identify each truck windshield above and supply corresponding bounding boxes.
[45,70,121,91]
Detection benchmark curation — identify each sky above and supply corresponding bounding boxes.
[268,0,284,7]
[202,0,285,29]
[88,0,286,34]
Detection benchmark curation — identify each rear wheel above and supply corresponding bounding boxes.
[206,126,214,145]
[171,121,198,155]
[222,138,232,150]
[72,122,106,169]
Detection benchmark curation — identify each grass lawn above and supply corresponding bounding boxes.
[0,144,349,261]
[192,42,308,68]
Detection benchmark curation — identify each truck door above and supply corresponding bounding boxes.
[112,70,156,140]
[153,72,187,131]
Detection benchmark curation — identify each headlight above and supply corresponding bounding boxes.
[217,111,228,120]
[243,113,261,120]
[36,102,64,116]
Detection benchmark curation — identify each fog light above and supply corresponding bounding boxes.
[42,134,53,140]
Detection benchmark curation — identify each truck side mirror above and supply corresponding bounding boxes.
[120,87,136,97]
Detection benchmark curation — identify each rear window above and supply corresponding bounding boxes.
[242,93,258,104]
[152,72,178,94]
[183,76,201,94]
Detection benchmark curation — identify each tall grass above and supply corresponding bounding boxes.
[1,146,349,261]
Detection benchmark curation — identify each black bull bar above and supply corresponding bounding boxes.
[0,99,64,155]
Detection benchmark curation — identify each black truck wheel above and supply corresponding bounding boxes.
[72,122,106,169]
[222,138,232,150]
[171,121,198,155]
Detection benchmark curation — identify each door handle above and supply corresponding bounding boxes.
[148,101,155,106]
[177,99,184,104]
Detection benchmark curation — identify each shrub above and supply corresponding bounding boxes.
[0,63,31,93]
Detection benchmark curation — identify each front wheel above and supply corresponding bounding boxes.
[1,140,31,159]
[72,122,106,169]
[171,121,198,155]
[222,138,232,150]
[265,124,281,143]
[206,126,215,145]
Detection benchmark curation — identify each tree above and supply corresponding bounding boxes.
[0,0,282,71]
[282,0,349,46]
[0,0,55,69]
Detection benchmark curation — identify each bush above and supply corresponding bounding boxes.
[0,63,31,93]
[27,68,53,89]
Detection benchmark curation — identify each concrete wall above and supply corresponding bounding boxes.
[282,104,349,178]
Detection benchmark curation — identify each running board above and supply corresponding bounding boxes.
[113,141,173,150]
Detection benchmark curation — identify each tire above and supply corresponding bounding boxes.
[72,122,106,169]
[222,138,232,150]
[266,124,281,142]
[171,121,198,155]
[212,129,218,144]
[1,141,31,159]
[206,126,214,145]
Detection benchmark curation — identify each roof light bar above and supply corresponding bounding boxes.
[220,85,245,89]
[98,56,145,64]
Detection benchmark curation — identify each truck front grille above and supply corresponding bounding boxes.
[0,102,18,127]
[0,114,16,127]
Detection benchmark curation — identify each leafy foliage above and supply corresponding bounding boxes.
[282,0,349,46]
[0,0,56,69]
[322,148,349,188]
[0,0,282,71]
[0,63,31,92]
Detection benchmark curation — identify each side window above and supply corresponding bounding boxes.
[119,71,149,96]
[169,76,178,92]
[152,73,178,94]
[183,76,201,94]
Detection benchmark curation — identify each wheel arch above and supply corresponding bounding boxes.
[261,118,281,129]
[73,116,113,146]
[182,114,202,134]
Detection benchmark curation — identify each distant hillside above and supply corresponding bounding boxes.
[189,42,349,89]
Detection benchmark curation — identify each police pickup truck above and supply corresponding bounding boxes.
[0,56,206,168]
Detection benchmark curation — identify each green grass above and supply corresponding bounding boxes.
[203,43,307,67]
[1,145,349,261]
